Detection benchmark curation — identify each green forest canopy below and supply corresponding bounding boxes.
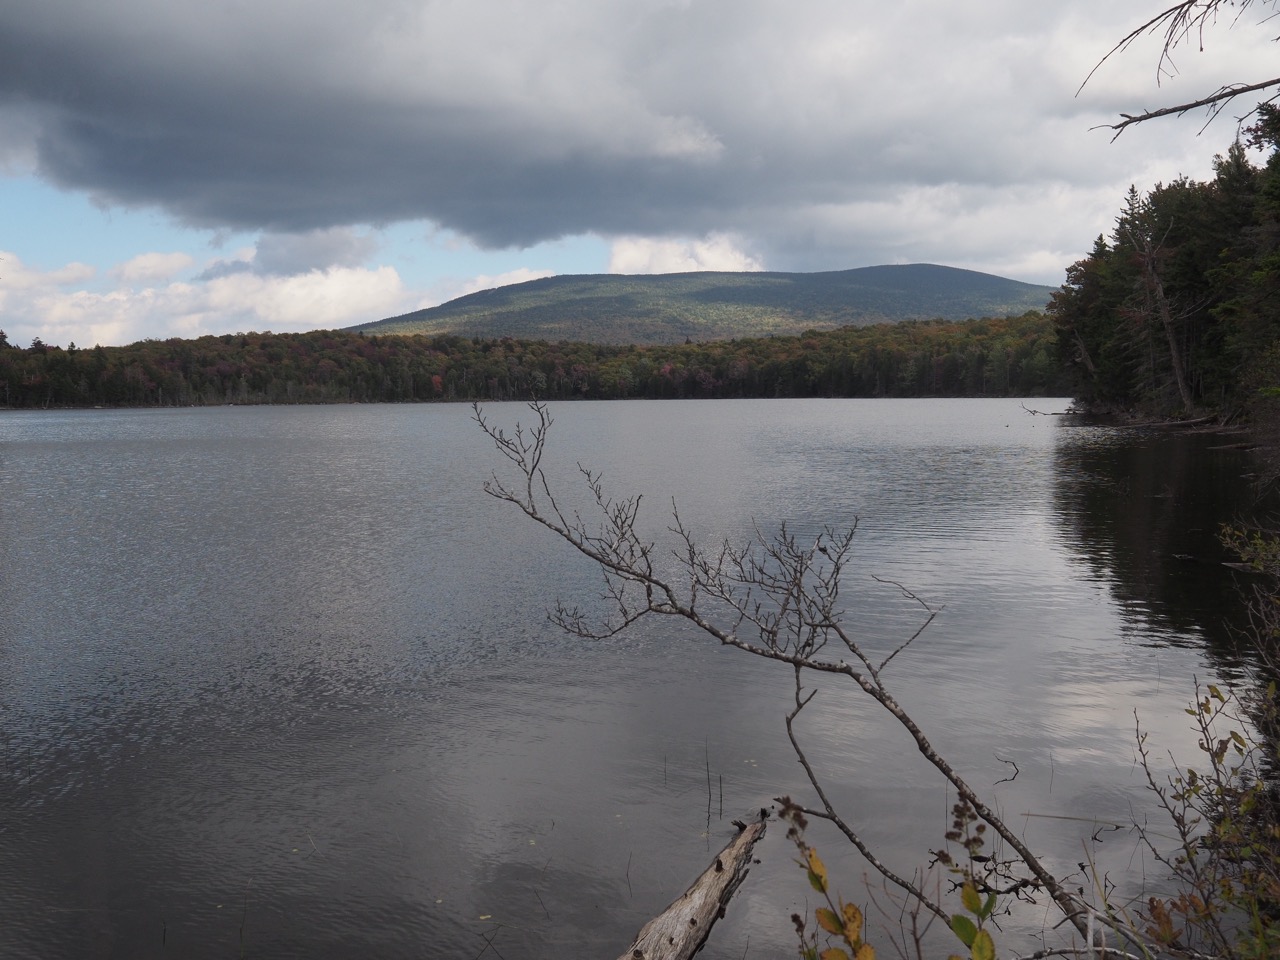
[1048,103,1280,417]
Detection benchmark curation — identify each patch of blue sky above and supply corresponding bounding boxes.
[2,174,609,294]
[0,174,254,281]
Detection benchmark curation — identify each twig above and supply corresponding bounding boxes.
[994,754,1020,786]
[472,923,508,960]
[239,878,253,959]
[531,885,551,920]
[871,576,938,674]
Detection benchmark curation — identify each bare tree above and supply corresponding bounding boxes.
[1086,1,1280,136]
[473,401,1180,958]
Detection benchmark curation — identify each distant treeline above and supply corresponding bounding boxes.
[0,311,1069,409]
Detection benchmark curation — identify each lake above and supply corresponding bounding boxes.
[0,398,1263,959]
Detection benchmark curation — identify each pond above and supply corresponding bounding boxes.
[0,398,1263,958]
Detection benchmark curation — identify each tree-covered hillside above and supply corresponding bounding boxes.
[1049,104,1280,418]
[354,264,1056,344]
[0,311,1067,408]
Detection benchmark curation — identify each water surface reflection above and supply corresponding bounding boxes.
[0,400,1262,958]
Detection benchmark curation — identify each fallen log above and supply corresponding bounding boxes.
[616,816,767,960]
[1125,413,1219,429]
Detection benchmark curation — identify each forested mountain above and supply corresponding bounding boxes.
[353,264,1056,344]
[0,312,1067,408]
[1048,105,1280,418]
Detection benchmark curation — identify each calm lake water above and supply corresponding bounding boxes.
[0,399,1264,959]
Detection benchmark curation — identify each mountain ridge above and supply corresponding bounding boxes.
[351,263,1057,345]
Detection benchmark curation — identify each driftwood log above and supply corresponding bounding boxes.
[616,817,767,960]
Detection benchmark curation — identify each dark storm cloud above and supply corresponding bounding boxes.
[0,0,738,241]
[1,0,1270,271]
[253,228,380,275]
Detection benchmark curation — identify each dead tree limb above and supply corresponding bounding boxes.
[475,402,1128,952]
[1101,78,1280,137]
[616,819,766,960]
[1080,0,1280,136]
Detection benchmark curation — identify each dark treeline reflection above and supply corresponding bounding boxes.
[1051,418,1270,678]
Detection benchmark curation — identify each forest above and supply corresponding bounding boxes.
[0,311,1068,408]
[1048,103,1280,419]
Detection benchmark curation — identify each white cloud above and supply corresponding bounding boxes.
[0,251,96,295]
[202,266,407,331]
[441,267,555,301]
[112,251,195,283]
[608,234,764,274]
[0,251,414,347]
[0,245,580,347]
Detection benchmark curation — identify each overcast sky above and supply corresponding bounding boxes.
[1,0,1276,347]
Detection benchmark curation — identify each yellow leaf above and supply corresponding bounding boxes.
[854,944,875,960]
[816,907,843,935]
[971,928,995,960]
[807,848,828,893]
[842,902,864,942]
[819,949,850,960]
[961,882,981,915]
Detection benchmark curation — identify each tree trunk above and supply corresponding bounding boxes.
[1129,228,1197,414]
[1144,254,1196,413]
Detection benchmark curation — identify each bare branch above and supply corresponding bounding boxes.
[1079,0,1280,134]
[476,402,1101,945]
[994,754,1020,786]
[1082,1,1274,93]
[1100,77,1280,139]
[779,666,951,925]
[868,576,939,675]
